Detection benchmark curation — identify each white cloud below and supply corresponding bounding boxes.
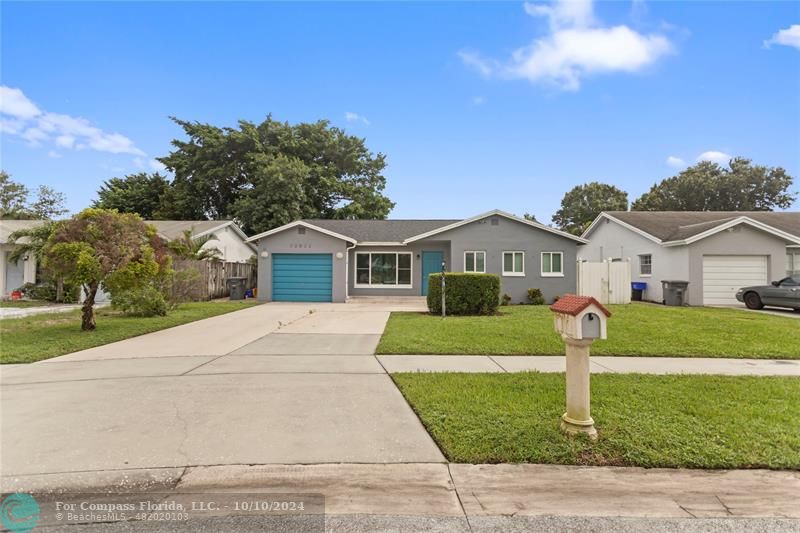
[523,0,594,30]
[460,0,673,91]
[472,96,486,105]
[0,85,145,156]
[344,111,370,126]
[48,150,62,158]
[697,151,731,165]
[764,24,800,50]
[149,159,167,172]
[457,51,494,78]
[0,86,41,119]
[21,127,48,146]
[666,155,685,168]
[55,135,75,149]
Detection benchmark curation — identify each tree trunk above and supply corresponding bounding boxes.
[81,282,98,331]
[56,278,64,302]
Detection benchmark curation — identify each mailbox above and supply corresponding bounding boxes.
[550,295,611,340]
[549,294,612,440]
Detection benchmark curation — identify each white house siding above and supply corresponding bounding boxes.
[203,225,255,263]
[687,225,788,306]
[580,218,688,304]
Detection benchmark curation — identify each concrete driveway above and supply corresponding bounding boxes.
[1,300,443,480]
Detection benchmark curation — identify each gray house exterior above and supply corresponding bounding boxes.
[247,210,586,304]
[581,211,800,306]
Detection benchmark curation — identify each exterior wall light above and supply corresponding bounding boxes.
[260,251,269,258]
[335,252,344,259]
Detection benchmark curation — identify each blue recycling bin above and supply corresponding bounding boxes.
[631,281,647,301]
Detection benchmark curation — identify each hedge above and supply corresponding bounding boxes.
[427,273,501,316]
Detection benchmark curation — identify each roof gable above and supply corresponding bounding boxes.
[404,210,588,244]
[247,209,588,245]
[584,211,800,245]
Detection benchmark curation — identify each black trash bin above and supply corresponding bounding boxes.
[226,277,248,301]
[661,280,689,306]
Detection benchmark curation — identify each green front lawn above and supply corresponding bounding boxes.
[0,300,53,308]
[393,372,800,469]
[0,301,258,364]
[377,303,800,358]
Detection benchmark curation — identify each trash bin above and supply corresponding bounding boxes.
[661,280,689,306]
[631,281,647,301]
[226,277,248,301]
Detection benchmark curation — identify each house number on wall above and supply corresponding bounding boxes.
[289,243,313,249]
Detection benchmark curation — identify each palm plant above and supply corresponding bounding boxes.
[167,230,223,261]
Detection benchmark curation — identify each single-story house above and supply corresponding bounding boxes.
[0,219,44,298]
[580,211,800,306]
[147,220,255,263]
[245,209,587,303]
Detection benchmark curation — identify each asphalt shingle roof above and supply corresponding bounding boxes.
[145,220,233,240]
[604,211,800,242]
[300,219,460,243]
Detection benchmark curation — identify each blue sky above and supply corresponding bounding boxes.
[2,1,799,223]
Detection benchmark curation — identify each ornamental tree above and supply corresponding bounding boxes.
[43,209,171,330]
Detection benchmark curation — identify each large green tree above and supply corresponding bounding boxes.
[157,116,394,233]
[0,171,29,217]
[633,158,796,211]
[0,172,67,219]
[553,182,629,235]
[94,173,171,219]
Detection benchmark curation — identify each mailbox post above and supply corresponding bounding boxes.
[549,294,611,440]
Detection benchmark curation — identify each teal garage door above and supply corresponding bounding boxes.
[272,253,333,302]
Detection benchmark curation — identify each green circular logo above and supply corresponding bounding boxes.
[1,493,40,533]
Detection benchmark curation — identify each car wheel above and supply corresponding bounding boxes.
[743,292,764,310]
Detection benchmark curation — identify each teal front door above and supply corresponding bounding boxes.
[421,251,443,296]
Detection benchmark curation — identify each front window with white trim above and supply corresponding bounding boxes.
[464,251,486,273]
[502,251,525,276]
[355,252,412,287]
[541,251,563,277]
[639,254,652,276]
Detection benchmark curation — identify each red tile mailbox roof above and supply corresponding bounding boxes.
[549,294,611,317]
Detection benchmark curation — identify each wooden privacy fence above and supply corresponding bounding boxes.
[576,259,631,305]
[172,260,257,300]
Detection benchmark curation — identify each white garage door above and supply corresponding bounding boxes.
[702,255,768,306]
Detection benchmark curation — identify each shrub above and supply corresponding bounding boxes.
[527,288,545,305]
[111,286,168,317]
[20,280,79,303]
[427,273,500,316]
[501,293,512,306]
[167,267,205,306]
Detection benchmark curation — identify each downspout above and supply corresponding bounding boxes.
[345,241,357,301]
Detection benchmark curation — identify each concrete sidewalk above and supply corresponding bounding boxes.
[377,355,800,376]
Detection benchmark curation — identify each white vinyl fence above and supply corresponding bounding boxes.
[576,259,632,305]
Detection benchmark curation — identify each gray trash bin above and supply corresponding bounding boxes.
[661,280,689,306]
[226,277,248,301]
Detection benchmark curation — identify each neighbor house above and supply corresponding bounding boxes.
[0,218,253,300]
[147,220,255,263]
[581,211,800,306]
[246,209,587,303]
[0,219,45,298]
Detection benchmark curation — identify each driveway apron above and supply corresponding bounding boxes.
[0,302,444,478]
